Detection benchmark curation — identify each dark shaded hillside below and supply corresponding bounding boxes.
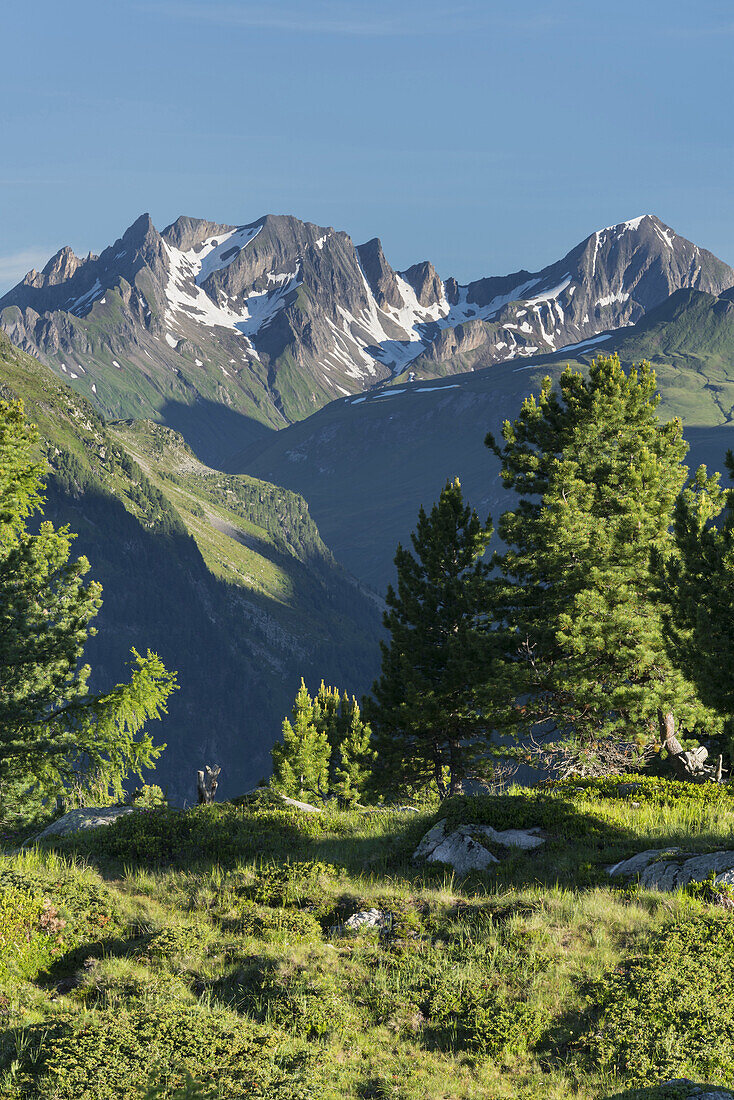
[0,334,382,802]
[237,290,734,592]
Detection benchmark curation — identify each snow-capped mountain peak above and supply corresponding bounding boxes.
[1,211,731,438]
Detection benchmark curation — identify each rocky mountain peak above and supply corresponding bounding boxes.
[401,260,443,307]
[38,245,84,286]
[161,215,237,252]
[356,238,403,310]
[2,208,734,446]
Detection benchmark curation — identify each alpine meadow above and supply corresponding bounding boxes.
[2,3,734,1097]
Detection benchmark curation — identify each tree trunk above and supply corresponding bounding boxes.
[657,710,684,756]
[433,755,448,800]
[655,711,723,783]
[448,740,464,797]
[197,765,221,804]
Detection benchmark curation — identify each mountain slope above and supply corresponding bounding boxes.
[0,332,381,801]
[2,213,731,465]
[236,286,734,592]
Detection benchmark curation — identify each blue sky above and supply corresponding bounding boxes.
[1,0,732,291]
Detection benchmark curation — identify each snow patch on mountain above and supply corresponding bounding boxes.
[190,225,261,284]
[163,236,300,343]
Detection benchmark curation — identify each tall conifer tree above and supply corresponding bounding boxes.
[487,354,716,753]
[658,454,734,749]
[270,679,331,801]
[0,399,177,807]
[366,478,493,799]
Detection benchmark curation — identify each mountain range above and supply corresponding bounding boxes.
[2,212,731,464]
[2,210,734,793]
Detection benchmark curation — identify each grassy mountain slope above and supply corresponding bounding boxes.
[4,780,734,1097]
[0,334,382,802]
[238,289,734,592]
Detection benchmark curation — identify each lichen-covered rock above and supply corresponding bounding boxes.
[279,796,322,813]
[608,848,734,890]
[413,820,544,874]
[342,909,389,931]
[31,807,134,840]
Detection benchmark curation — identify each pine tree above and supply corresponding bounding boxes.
[333,696,375,805]
[0,399,178,810]
[365,478,493,799]
[486,354,716,755]
[270,679,330,801]
[658,454,734,749]
[270,679,374,803]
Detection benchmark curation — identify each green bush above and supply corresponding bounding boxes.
[147,925,203,961]
[232,901,323,944]
[2,1002,320,1099]
[54,804,327,867]
[231,860,338,907]
[438,790,612,843]
[549,775,734,807]
[0,860,119,978]
[0,887,53,981]
[255,970,361,1041]
[579,915,734,1085]
[428,979,541,1056]
[130,784,167,808]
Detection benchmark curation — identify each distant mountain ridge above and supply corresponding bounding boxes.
[2,212,731,464]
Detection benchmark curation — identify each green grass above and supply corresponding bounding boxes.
[2,782,734,1098]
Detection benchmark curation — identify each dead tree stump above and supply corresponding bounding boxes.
[197,765,221,804]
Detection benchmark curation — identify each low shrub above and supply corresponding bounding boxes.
[549,774,734,808]
[1,1002,321,1099]
[578,915,734,1085]
[427,978,542,1056]
[231,901,323,944]
[438,790,613,843]
[54,804,328,867]
[229,860,338,908]
[147,925,204,961]
[0,859,119,981]
[0,888,56,981]
[256,969,362,1041]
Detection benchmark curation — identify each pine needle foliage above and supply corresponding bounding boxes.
[0,399,177,811]
[270,679,374,804]
[486,354,716,751]
[658,452,734,752]
[366,478,493,799]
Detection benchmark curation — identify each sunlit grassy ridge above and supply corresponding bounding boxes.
[2,782,734,1099]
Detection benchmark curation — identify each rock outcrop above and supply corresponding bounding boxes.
[414,819,544,874]
[608,848,734,891]
[30,806,134,841]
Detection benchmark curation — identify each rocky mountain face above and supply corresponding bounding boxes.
[2,212,732,464]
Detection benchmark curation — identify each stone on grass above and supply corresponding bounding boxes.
[342,909,389,931]
[413,819,544,875]
[30,807,134,841]
[279,796,322,813]
[608,848,734,891]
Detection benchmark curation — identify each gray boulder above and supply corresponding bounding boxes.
[608,848,734,891]
[414,820,544,874]
[30,806,134,841]
[342,909,389,931]
[661,1080,734,1099]
[279,796,322,813]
